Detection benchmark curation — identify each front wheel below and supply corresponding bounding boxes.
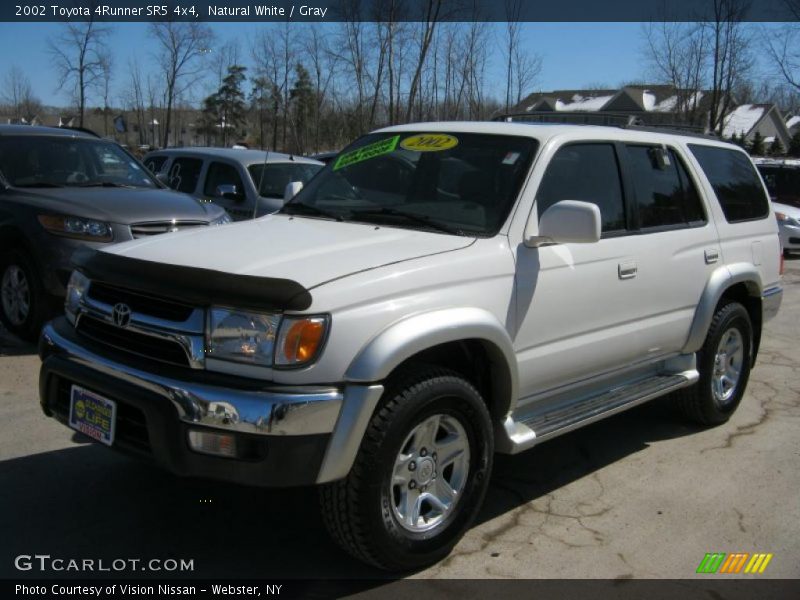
[677,302,753,425]
[0,249,49,341]
[320,367,493,571]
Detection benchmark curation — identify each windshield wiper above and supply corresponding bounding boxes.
[14,182,65,188]
[74,181,136,188]
[282,202,346,221]
[350,207,466,236]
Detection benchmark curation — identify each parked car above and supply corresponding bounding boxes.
[0,125,231,340]
[755,157,800,209]
[309,151,339,165]
[39,123,782,570]
[773,201,800,256]
[143,147,323,221]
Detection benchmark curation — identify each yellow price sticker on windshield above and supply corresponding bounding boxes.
[400,134,459,152]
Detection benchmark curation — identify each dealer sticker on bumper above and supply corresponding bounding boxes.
[69,385,116,446]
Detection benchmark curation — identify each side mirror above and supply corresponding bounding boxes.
[284,181,304,203]
[524,200,601,247]
[215,184,242,201]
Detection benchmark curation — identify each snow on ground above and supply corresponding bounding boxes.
[723,104,766,138]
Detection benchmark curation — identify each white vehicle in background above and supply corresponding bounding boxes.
[773,201,800,256]
[40,122,782,571]
[142,147,322,221]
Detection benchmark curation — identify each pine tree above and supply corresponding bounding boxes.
[788,132,800,157]
[749,131,765,156]
[768,137,784,157]
[289,63,315,154]
[200,65,248,147]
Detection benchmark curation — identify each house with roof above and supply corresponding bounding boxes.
[511,85,792,149]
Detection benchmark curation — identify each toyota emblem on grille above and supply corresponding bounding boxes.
[112,303,132,328]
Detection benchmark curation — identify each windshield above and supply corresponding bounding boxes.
[0,135,158,188]
[247,163,322,198]
[280,132,538,236]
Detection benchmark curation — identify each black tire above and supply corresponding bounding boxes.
[677,302,753,425]
[320,366,493,571]
[0,249,49,342]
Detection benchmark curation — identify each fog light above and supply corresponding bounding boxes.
[187,430,237,458]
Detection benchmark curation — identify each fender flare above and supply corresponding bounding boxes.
[683,262,762,354]
[345,307,519,415]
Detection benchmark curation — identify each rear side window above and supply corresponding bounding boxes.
[625,146,706,229]
[537,143,626,233]
[689,145,769,222]
[143,155,167,175]
[167,157,203,194]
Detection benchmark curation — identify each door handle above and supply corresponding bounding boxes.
[705,248,719,264]
[618,261,638,279]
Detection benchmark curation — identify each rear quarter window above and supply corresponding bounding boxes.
[689,145,769,223]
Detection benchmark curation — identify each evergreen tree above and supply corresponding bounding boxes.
[200,65,248,147]
[768,137,784,157]
[289,63,315,154]
[788,131,800,157]
[749,131,765,156]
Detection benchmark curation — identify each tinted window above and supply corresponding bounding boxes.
[537,143,626,233]
[626,146,706,228]
[283,132,538,236]
[204,162,244,197]
[0,136,156,188]
[167,157,203,194]
[689,145,769,222]
[143,155,167,175]
[248,163,322,198]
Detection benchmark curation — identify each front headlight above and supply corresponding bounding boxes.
[210,212,233,226]
[206,308,329,368]
[38,214,113,242]
[65,270,90,325]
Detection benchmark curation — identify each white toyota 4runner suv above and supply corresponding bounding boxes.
[39,122,783,570]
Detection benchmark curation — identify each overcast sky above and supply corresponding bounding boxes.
[0,21,783,108]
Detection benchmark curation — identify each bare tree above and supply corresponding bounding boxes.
[405,0,444,121]
[764,1,800,96]
[49,19,110,127]
[150,21,213,147]
[97,56,113,136]
[303,26,338,151]
[1,67,42,124]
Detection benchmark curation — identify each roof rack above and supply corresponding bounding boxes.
[58,125,101,138]
[494,111,719,140]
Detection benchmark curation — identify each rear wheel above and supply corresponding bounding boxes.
[320,367,493,571]
[677,302,752,425]
[0,249,49,341]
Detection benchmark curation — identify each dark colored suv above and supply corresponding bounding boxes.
[0,125,231,340]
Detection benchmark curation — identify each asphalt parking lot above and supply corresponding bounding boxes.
[1,260,798,582]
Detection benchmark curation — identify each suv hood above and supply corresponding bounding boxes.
[104,214,474,290]
[18,186,222,223]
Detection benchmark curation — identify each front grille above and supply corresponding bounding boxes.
[54,378,152,455]
[790,237,800,245]
[76,315,190,367]
[88,282,194,322]
[130,220,206,238]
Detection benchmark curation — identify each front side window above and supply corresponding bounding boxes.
[537,143,626,233]
[625,146,706,229]
[689,145,769,223]
[281,132,538,236]
[204,162,245,197]
[0,136,157,188]
[248,163,322,199]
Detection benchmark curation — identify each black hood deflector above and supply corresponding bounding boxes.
[72,247,313,312]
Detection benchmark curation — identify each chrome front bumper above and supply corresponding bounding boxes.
[39,320,343,437]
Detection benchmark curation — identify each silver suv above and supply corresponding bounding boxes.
[39,122,782,571]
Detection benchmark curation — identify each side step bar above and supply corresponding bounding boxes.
[504,370,699,453]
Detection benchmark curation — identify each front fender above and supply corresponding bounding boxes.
[345,306,519,405]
